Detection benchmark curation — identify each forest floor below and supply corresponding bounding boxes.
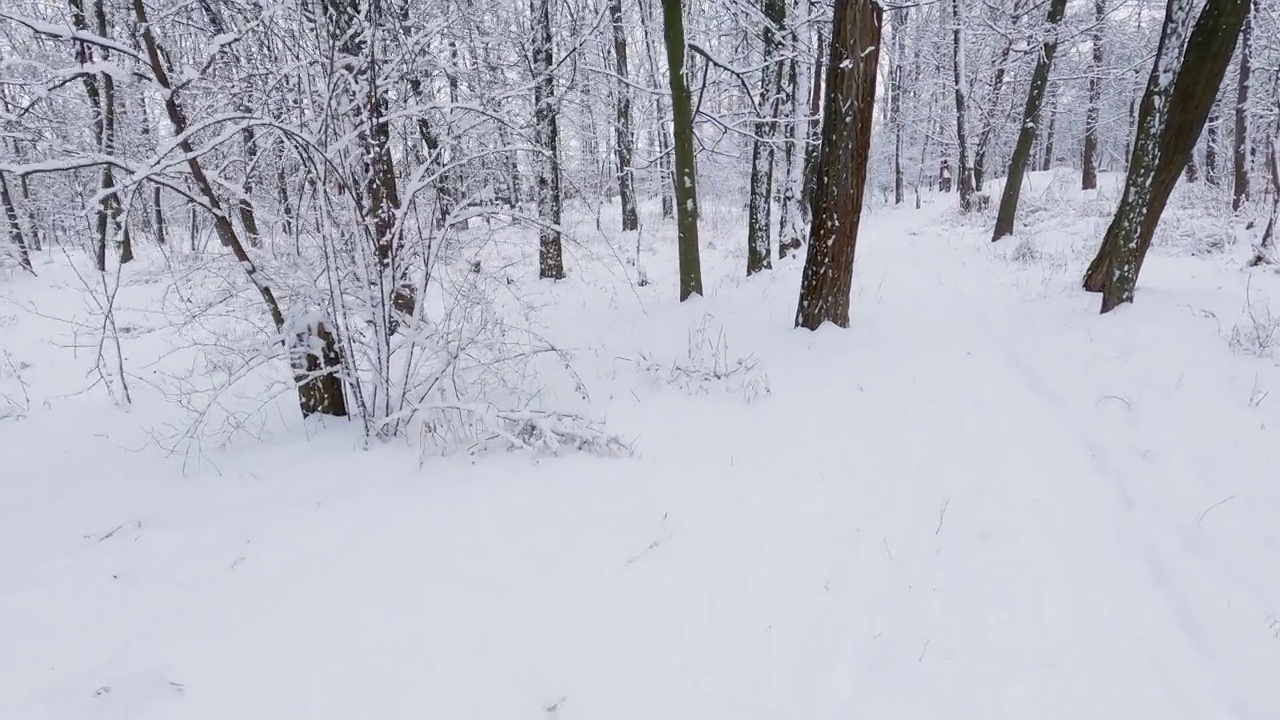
[3,171,1280,719]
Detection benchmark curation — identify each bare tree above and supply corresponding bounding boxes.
[661,0,703,300]
[610,0,639,232]
[747,0,787,275]
[1084,0,1251,312]
[532,0,565,279]
[796,0,882,330]
[950,0,974,212]
[992,0,1069,241]
[1232,7,1252,211]
[1082,0,1105,190]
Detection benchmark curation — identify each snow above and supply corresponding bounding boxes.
[3,172,1280,719]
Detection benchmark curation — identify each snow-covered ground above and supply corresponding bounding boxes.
[3,171,1279,719]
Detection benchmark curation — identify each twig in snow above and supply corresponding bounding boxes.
[624,540,662,567]
[918,638,930,662]
[89,520,140,542]
[935,497,950,536]
[1195,494,1236,525]
[883,538,893,560]
[1098,394,1132,408]
[546,696,567,713]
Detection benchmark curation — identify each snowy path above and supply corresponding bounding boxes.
[784,208,1280,719]
[2,202,1279,719]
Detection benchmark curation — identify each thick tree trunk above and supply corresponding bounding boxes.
[531,0,565,279]
[795,0,882,330]
[1232,8,1252,210]
[992,0,1069,241]
[610,0,639,232]
[950,0,974,212]
[661,0,704,300]
[1083,0,1250,312]
[1082,0,1104,190]
[747,0,786,275]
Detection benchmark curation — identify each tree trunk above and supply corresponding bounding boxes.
[94,0,130,266]
[777,0,806,257]
[1249,134,1278,265]
[276,142,293,238]
[795,0,882,330]
[1232,7,1252,210]
[637,0,674,219]
[1083,0,1250,312]
[992,0,1069,241]
[950,0,974,212]
[661,0,704,300]
[138,97,166,245]
[532,0,565,279]
[610,0,639,232]
[0,172,33,274]
[237,115,263,249]
[973,39,1014,193]
[802,28,825,221]
[890,8,907,205]
[132,0,347,418]
[68,0,108,270]
[747,0,786,275]
[1082,0,1105,190]
[1206,101,1220,183]
[1040,93,1057,171]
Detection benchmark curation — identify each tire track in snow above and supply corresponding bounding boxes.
[929,233,1254,719]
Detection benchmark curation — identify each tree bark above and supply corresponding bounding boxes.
[1206,100,1220,183]
[1232,7,1252,210]
[609,0,639,232]
[795,0,882,330]
[1250,134,1278,265]
[531,0,565,279]
[992,0,1069,241]
[660,0,704,300]
[747,0,786,275]
[1082,0,1105,190]
[950,0,974,212]
[890,8,907,205]
[1083,0,1250,312]
[777,0,806,257]
[1039,92,1057,171]
[0,172,33,274]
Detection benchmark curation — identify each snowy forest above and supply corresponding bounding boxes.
[2,0,1280,717]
